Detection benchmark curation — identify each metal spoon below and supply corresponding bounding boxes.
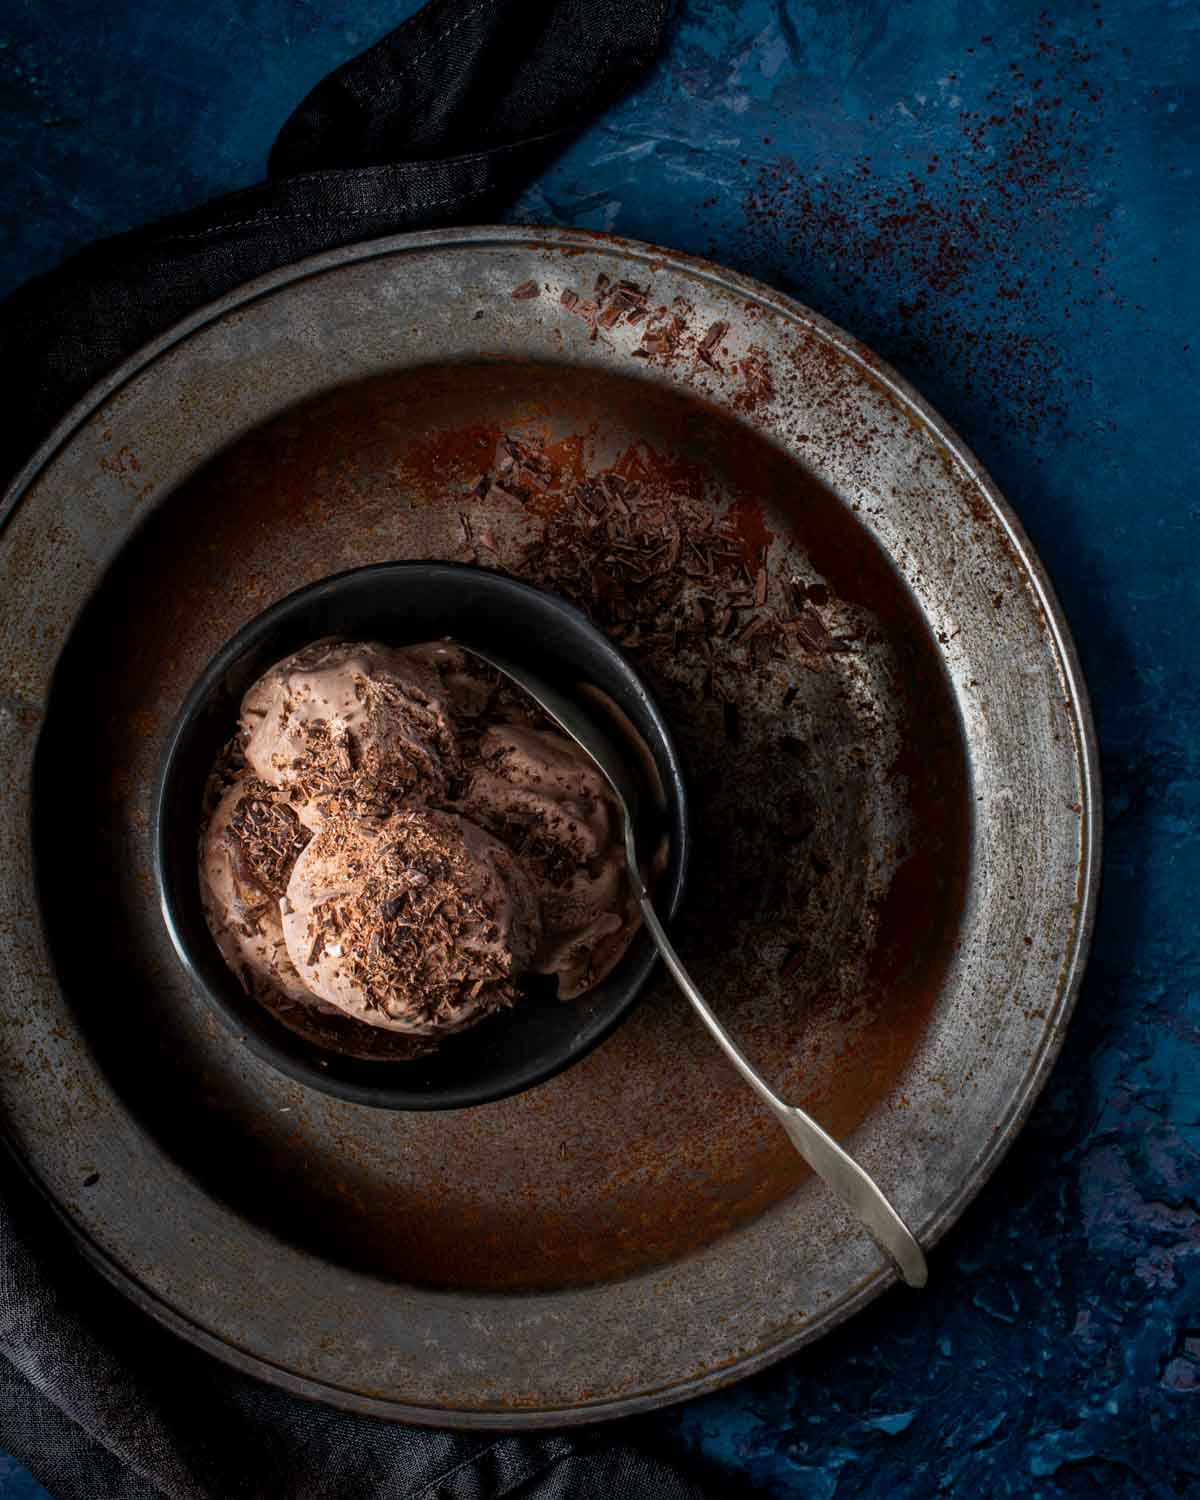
[457,642,929,1289]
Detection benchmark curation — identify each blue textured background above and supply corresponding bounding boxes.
[1,0,1197,1495]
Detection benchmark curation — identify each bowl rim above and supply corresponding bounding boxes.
[151,558,691,1110]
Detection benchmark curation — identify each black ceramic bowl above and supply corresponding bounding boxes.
[154,562,689,1110]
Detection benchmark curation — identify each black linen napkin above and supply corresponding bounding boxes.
[0,2,715,1495]
[0,1157,708,1500]
[0,0,670,491]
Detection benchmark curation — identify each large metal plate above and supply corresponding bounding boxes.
[0,228,1098,1425]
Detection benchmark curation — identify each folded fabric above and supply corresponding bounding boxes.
[0,0,669,492]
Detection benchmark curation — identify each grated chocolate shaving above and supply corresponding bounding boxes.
[229,782,311,897]
[306,813,518,1024]
[697,319,730,368]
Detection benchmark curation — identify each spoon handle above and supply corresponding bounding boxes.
[633,886,928,1289]
[450,638,926,1286]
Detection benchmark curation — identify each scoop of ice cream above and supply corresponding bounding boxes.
[199,773,315,1007]
[397,642,500,721]
[456,724,639,999]
[281,808,542,1034]
[200,638,646,1058]
[241,640,458,829]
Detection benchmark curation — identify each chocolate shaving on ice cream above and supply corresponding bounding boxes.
[241,640,458,828]
[199,640,643,1055]
[282,809,541,1034]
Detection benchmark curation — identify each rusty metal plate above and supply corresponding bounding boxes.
[0,228,1098,1425]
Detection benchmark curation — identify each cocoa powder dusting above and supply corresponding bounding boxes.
[738,10,1126,439]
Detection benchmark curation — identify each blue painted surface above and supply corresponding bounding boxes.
[1,0,1197,1495]
[0,1458,47,1500]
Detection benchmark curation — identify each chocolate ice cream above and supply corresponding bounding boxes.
[282,809,541,1033]
[242,640,458,828]
[455,724,638,999]
[198,639,643,1054]
[199,773,315,1007]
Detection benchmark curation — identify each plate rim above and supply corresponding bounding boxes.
[1,224,1101,1426]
